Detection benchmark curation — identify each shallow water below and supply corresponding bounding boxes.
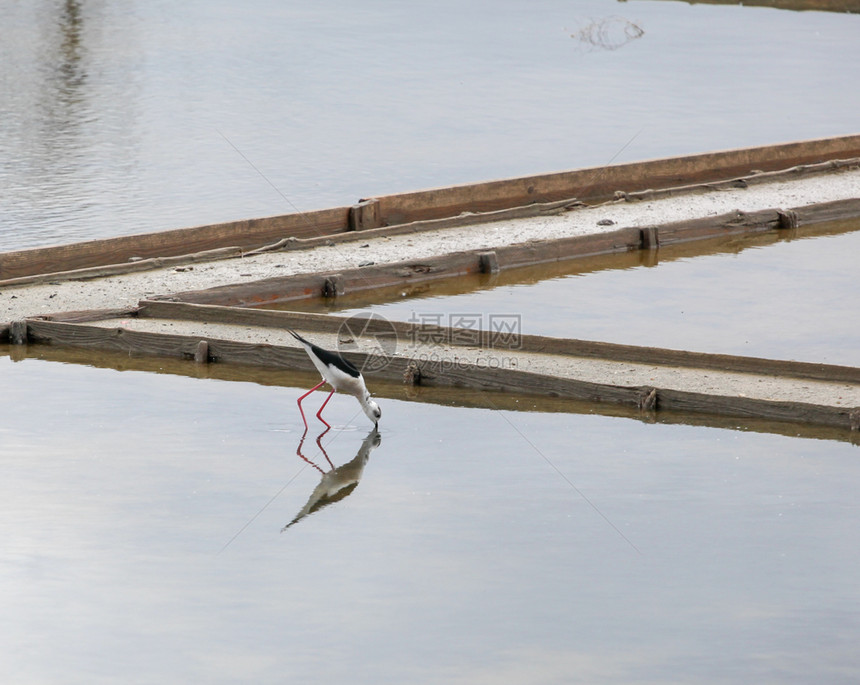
[2,0,860,251]
[1,353,859,683]
[329,227,860,366]
[3,2,860,681]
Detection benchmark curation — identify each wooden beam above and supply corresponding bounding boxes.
[348,199,382,231]
[155,198,860,310]
[1,136,858,283]
[9,321,27,345]
[194,340,209,364]
[134,300,860,385]
[373,135,860,225]
[13,339,858,444]
[0,207,350,282]
[655,0,860,15]
[33,307,139,324]
[23,318,860,431]
[0,247,243,288]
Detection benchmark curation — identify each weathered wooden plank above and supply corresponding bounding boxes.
[658,0,860,16]
[1,136,858,283]
[159,226,642,307]
[27,319,200,358]
[528,338,860,384]
[24,319,858,431]
[0,246,244,288]
[314,355,859,430]
[149,193,860,310]
[212,196,585,259]
[25,319,333,374]
[9,321,28,345]
[330,161,859,245]
[14,339,857,444]
[161,249,487,306]
[0,208,350,282]
[655,208,780,246]
[794,197,860,225]
[657,388,858,429]
[610,158,860,204]
[139,301,406,339]
[34,307,139,324]
[496,227,641,267]
[374,135,860,224]
[136,299,860,385]
[8,183,854,291]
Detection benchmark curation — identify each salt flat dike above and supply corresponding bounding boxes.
[2,157,860,438]
[1,165,859,322]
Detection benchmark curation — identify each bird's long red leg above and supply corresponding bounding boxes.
[297,380,326,430]
[315,428,334,469]
[296,430,325,474]
[315,389,335,429]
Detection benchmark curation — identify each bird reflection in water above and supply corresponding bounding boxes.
[282,426,381,531]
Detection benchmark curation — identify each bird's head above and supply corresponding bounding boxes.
[362,396,382,426]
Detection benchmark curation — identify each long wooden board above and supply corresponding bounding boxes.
[0,207,350,282]
[154,199,860,308]
[124,300,860,385]
[20,318,860,433]
[656,0,860,15]
[9,341,854,444]
[1,135,858,282]
[372,136,860,224]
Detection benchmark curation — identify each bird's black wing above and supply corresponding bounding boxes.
[288,328,361,378]
[310,342,361,378]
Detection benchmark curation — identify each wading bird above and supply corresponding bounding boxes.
[289,329,382,429]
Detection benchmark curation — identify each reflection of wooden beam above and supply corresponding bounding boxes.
[1,136,859,282]
[645,0,860,14]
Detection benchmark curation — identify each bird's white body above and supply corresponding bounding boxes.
[303,347,365,398]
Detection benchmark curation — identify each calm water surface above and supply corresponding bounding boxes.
[2,0,860,250]
[1,354,859,683]
[3,2,859,681]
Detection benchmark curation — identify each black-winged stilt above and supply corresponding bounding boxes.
[288,329,382,429]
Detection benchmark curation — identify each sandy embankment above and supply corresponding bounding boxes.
[5,168,858,411]
[2,167,859,323]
